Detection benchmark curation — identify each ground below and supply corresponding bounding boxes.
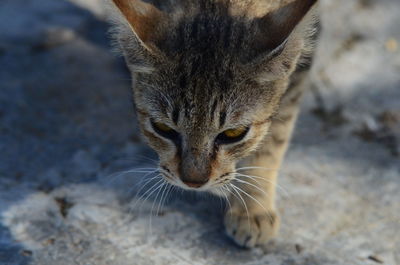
[0,0,399,264]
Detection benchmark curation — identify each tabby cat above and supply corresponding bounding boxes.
[108,0,318,248]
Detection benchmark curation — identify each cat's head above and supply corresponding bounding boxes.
[109,0,317,192]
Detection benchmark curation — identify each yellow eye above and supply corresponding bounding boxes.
[151,121,180,140]
[153,122,173,132]
[223,127,247,138]
[216,126,249,144]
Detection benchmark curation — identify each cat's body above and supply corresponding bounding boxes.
[109,0,318,248]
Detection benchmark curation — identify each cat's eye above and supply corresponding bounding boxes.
[153,122,173,133]
[151,121,179,140]
[216,127,249,144]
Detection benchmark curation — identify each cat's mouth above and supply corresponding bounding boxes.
[159,166,235,192]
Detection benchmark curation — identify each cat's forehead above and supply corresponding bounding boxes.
[158,62,249,108]
[146,68,267,128]
[138,4,282,124]
[146,51,271,118]
[158,5,256,65]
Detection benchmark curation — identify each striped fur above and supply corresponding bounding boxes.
[108,0,319,248]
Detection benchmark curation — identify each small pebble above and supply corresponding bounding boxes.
[295,244,304,254]
[368,255,384,264]
[385,38,398,53]
[20,250,32,257]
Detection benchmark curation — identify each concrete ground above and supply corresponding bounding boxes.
[0,0,399,264]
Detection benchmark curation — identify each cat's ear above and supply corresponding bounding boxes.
[256,0,318,51]
[249,0,318,81]
[110,0,167,53]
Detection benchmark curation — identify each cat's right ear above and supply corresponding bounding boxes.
[248,0,318,82]
[110,0,167,53]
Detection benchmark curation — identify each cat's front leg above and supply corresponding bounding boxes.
[224,85,303,248]
[224,162,281,248]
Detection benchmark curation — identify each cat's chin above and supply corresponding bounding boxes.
[168,179,228,197]
[173,184,225,196]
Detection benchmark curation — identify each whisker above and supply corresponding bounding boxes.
[140,179,165,209]
[107,175,163,236]
[236,166,278,171]
[219,187,232,213]
[102,167,158,187]
[157,183,175,216]
[156,183,170,217]
[125,154,159,164]
[131,177,163,212]
[228,184,251,231]
[233,173,289,197]
[139,157,159,164]
[124,168,160,171]
[218,191,223,211]
[129,174,161,198]
[230,183,275,224]
[233,178,269,198]
[149,182,167,236]
[123,177,164,231]
[132,172,161,195]
[163,184,174,208]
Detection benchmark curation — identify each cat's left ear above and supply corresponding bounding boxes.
[248,0,318,82]
[110,0,167,53]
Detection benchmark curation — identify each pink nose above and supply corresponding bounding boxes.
[182,180,208,188]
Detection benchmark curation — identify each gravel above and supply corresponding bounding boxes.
[0,0,399,264]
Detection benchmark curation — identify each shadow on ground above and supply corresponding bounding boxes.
[0,0,399,264]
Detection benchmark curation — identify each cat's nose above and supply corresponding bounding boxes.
[181,178,209,188]
[179,153,211,188]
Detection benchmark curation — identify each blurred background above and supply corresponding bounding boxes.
[0,0,399,264]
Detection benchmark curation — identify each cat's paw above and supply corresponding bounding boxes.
[224,210,280,248]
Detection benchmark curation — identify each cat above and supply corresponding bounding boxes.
[108,0,318,248]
